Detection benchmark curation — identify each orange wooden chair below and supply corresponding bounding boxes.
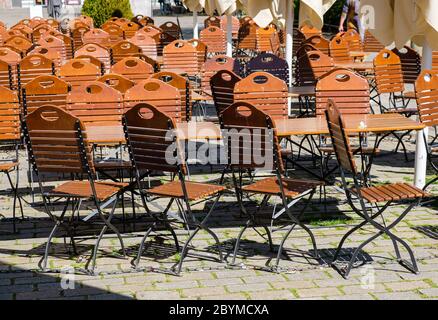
[73,55,105,75]
[58,59,101,89]
[295,49,334,87]
[97,73,135,95]
[70,23,90,50]
[300,24,321,38]
[82,28,111,47]
[18,54,55,92]
[325,100,428,278]
[130,31,158,59]
[118,21,139,39]
[37,34,67,65]
[0,47,21,90]
[124,79,182,122]
[256,25,280,55]
[342,29,364,52]
[132,15,154,27]
[44,30,75,60]
[9,24,32,41]
[110,57,154,83]
[219,101,321,269]
[110,40,142,64]
[237,19,258,54]
[75,43,111,73]
[32,24,56,43]
[3,35,32,56]
[28,46,62,70]
[0,59,12,89]
[0,86,23,232]
[433,51,438,71]
[220,15,240,40]
[303,35,330,56]
[329,34,353,63]
[392,46,422,85]
[162,40,199,77]
[204,16,221,28]
[123,103,225,273]
[200,26,226,55]
[201,55,239,96]
[101,24,125,46]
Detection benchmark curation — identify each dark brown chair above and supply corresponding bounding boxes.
[23,105,128,273]
[123,103,226,273]
[392,46,422,85]
[325,99,428,278]
[219,101,321,269]
[210,69,241,117]
[159,21,181,40]
[303,35,330,56]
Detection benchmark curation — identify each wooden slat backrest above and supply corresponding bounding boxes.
[32,24,56,42]
[37,35,67,64]
[219,101,282,172]
[97,73,135,94]
[70,24,90,50]
[158,31,176,56]
[247,53,289,84]
[256,25,280,54]
[124,103,186,174]
[24,105,94,174]
[101,23,125,45]
[2,29,25,43]
[58,59,100,89]
[415,70,438,127]
[70,15,94,29]
[0,47,21,89]
[300,24,321,38]
[46,31,74,60]
[0,59,12,89]
[205,16,221,28]
[210,69,241,116]
[110,57,153,83]
[10,24,32,40]
[66,81,123,125]
[238,20,258,51]
[220,15,240,39]
[18,54,55,91]
[75,43,111,73]
[316,67,370,116]
[130,31,158,59]
[342,29,363,52]
[234,71,288,120]
[188,39,207,72]
[151,71,190,121]
[4,35,32,56]
[200,26,226,55]
[132,15,154,27]
[28,46,62,70]
[373,49,405,95]
[364,30,384,52]
[0,86,20,142]
[110,40,141,64]
[159,21,181,40]
[433,51,438,71]
[303,35,330,55]
[74,55,104,74]
[45,19,60,31]
[22,75,69,115]
[201,55,239,94]
[296,49,334,86]
[163,40,199,76]
[124,79,182,121]
[392,46,421,84]
[330,34,353,63]
[325,99,357,174]
[82,28,111,47]
[118,21,139,39]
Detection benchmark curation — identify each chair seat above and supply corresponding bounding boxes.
[242,177,322,198]
[385,107,418,115]
[320,146,379,155]
[51,181,128,201]
[94,160,132,170]
[148,181,226,201]
[357,183,428,203]
[0,162,18,172]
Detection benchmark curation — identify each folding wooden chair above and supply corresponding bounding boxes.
[234,71,288,120]
[300,24,321,38]
[9,24,32,41]
[124,79,182,121]
[82,29,111,48]
[70,23,90,50]
[118,21,139,39]
[204,16,221,28]
[18,54,55,93]
[110,57,153,84]
[237,19,258,56]
[46,31,75,61]
[123,103,226,273]
[130,31,158,60]
[247,53,289,84]
[0,59,12,89]
[392,46,422,85]
[201,55,240,96]
[58,59,101,89]
[23,105,128,273]
[163,40,199,77]
[110,40,142,64]
[22,75,70,116]
[28,46,63,71]
[97,73,135,95]
[325,100,428,278]
[0,47,21,90]
[220,15,240,41]
[75,43,111,73]
[302,35,330,57]
[157,32,177,57]
[342,29,363,52]
[32,24,56,43]
[295,49,334,87]
[329,34,353,63]
[151,71,191,122]
[132,15,154,27]
[415,70,438,190]
[210,69,241,117]
[219,101,322,269]
[37,34,67,65]
[0,86,23,233]
[159,21,181,40]
[256,25,280,55]
[3,35,32,56]
[200,26,226,56]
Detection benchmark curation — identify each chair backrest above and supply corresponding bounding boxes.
[124,79,182,121]
[238,19,258,51]
[0,86,20,142]
[415,70,438,127]
[82,28,111,47]
[70,24,90,49]
[24,105,94,175]
[163,40,199,76]
[75,43,111,73]
[4,35,32,56]
[28,46,62,70]
[0,59,12,89]
[0,47,21,89]
[234,71,288,119]
[201,55,239,94]
[159,21,181,40]
[118,21,139,39]
[22,75,70,115]
[325,100,357,175]
[296,49,335,86]
[373,49,404,95]
[74,55,105,74]
[97,73,135,94]
[58,59,101,89]
[256,25,280,54]
[220,15,240,39]
[330,34,353,63]
[124,103,186,174]
[316,67,370,116]
[200,26,226,55]
[433,51,438,71]
[247,53,289,84]
[219,101,281,172]
[130,31,158,59]
[101,24,125,46]
[342,29,363,52]
[205,16,221,28]
[292,28,306,57]
[392,46,421,84]
[364,30,384,52]
[110,57,153,83]
[303,35,330,55]
[110,40,142,64]
[210,69,241,116]
[47,31,75,60]
[32,24,55,43]
[157,31,177,56]
[10,24,32,40]
[132,15,154,27]
[300,24,321,38]
[18,54,55,91]
[37,34,67,65]
[295,43,318,59]
[66,81,123,125]
[151,71,190,122]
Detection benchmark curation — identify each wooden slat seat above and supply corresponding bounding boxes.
[0,162,18,172]
[242,177,321,198]
[148,180,226,201]
[51,180,128,201]
[356,183,427,203]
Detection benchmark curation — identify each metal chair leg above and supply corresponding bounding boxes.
[40,220,62,271]
[175,226,202,274]
[230,219,251,266]
[134,223,157,268]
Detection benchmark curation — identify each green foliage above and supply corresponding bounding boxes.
[81,0,134,27]
[294,0,345,28]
